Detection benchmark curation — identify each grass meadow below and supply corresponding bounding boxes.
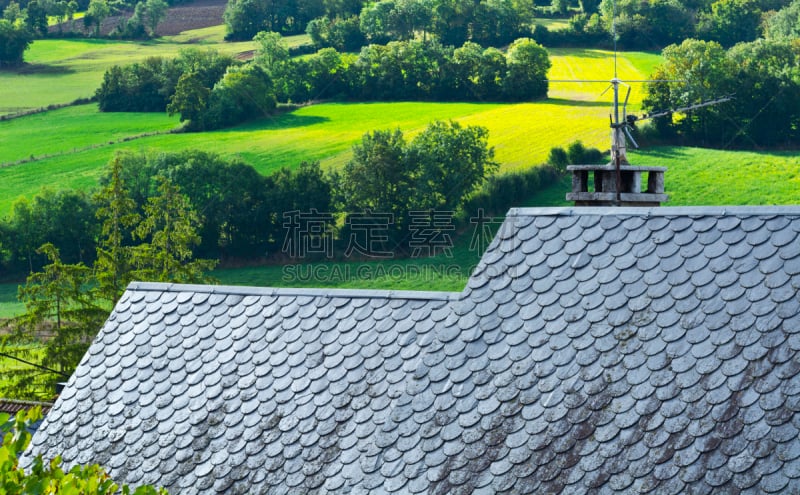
[0,283,20,319]
[0,30,308,116]
[0,49,660,215]
[0,39,798,319]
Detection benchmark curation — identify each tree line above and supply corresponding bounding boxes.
[2,155,217,397]
[0,120,503,280]
[95,36,550,130]
[0,0,169,66]
[643,37,800,147]
[534,0,797,50]
[223,0,533,46]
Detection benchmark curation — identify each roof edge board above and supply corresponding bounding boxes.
[126,281,460,301]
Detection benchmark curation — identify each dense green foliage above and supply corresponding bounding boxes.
[535,0,794,49]
[764,0,800,39]
[223,0,331,40]
[0,18,32,66]
[1,120,497,274]
[0,408,167,494]
[96,48,234,113]
[109,150,305,259]
[644,38,800,146]
[332,120,498,249]
[96,34,550,128]
[1,155,216,396]
[2,190,97,274]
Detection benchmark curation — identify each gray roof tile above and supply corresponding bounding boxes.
[26,206,800,494]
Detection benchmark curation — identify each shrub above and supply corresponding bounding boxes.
[0,407,168,494]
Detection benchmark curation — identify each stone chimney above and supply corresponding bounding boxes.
[566,164,668,207]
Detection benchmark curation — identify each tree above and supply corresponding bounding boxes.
[66,0,77,30]
[598,0,694,49]
[0,18,32,67]
[358,0,393,42]
[130,176,217,283]
[51,0,68,34]
[503,37,550,100]
[0,408,168,494]
[23,0,48,37]
[450,41,484,100]
[644,39,735,142]
[472,0,525,45]
[579,0,600,14]
[725,39,800,146]
[86,0,110,36]
[3,1,22,22]
[302,47,351,100]
[4,198,45,274]
[392,0,430,39]
[335,128,410,240]
[120,0,147,38]
[272,160,333,213]
[550,0,568,15]
[143,0,167,36]
[475,47,506,100]
[764,0,800,39]
[325,16,365,50]
[96,57,178,111]
[406,120,497,212]
[206,64,277,128]
[93,153,140,305]
[222,0,260,40]
[253,30,291,98]
[697,0,762,47]
[167,71,211,130]
[336,121,497,247]
[254,30,289,72]
[7,244,107,397]
[149,151,275,258]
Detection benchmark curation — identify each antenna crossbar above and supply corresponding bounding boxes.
[637,95,735,122]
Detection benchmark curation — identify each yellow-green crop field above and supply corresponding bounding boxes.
[0,47,663,216]
[1,32,798,318]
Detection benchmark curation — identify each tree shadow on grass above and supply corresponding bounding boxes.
[632,146,688,159]
[229,112,330,132]
[544,97,607,108]
[13,63,75,75]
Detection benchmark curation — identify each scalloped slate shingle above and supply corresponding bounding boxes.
[28,206,800,494]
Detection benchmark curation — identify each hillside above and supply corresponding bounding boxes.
[1,24,798,319]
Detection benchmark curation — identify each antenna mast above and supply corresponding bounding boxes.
[558,0,731,207]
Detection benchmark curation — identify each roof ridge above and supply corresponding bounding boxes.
[509,205,800,217]
[126,281,460,301]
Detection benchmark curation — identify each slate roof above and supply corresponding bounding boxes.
[28,206,800,494]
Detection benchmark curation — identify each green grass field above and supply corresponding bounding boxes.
[1,39,798,319]
[533,18,570,31]
[0,49,661,215]
[0,283,21,319]
[0,30,311,115]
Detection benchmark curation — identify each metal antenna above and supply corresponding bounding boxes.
[549,0,731,205]
[612,0,618,79]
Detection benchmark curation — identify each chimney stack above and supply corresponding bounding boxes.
[566,164,668,207]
